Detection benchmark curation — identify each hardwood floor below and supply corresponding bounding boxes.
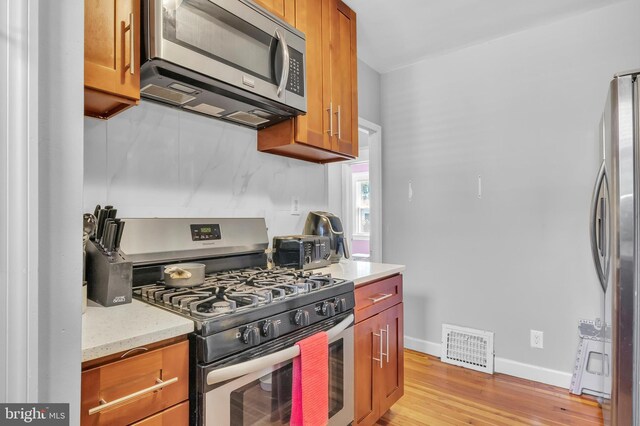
[377,350,603,426]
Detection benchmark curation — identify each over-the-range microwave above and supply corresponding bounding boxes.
[141,0,306,129]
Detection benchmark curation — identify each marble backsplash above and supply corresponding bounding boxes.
[84,101,328,240]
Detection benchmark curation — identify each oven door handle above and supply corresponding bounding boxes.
[206,313,354,386]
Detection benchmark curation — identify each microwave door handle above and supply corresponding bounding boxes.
[206,314,354,385]
[274,29,290,98]
[589,160,607,292]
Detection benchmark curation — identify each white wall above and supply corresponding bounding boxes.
[358,59,381,125]
[84,102,328,240]
[38,0,84,420]
[381,0,640,380]
[1,0,41,404]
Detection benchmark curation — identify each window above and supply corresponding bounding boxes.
[352,171,370,238]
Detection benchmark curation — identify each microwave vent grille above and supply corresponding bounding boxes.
[225,111,270,126]
[184,103,225,117]
[441,323,494,374]
[141,84,196,105]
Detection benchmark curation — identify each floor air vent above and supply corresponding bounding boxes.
[441,324,494,374]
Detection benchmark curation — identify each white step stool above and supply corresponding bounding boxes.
[569,319,611,398]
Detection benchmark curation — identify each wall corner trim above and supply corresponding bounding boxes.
[404,335,572,389]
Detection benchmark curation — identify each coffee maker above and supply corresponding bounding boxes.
[303,211,350,263]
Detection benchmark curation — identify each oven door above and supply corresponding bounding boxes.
[147,0,306,111]
[199,314,354,426]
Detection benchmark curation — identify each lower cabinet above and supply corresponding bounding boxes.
[81,338,189,425]
[130,401,189,426]
[354,275,404,426]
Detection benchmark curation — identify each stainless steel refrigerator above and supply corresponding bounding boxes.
[591,70,640,426]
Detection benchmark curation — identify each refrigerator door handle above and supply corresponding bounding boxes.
[590,160,609,292]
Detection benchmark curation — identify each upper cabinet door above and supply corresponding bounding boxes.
[84,0,140,118]
[329,0,358,157]
[252,0,296,25]
[85,0,139,98]
[85,0,120,94]
[295,0,331,150]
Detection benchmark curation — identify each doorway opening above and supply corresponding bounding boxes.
[328,118,382,263]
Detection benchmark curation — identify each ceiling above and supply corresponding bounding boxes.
[342,0,625,73]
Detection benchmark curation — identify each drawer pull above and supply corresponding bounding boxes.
[88,377,178,415]
[120,347,148,358]
[369,293,393,304]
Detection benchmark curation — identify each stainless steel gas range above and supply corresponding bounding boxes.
[119,218,355,426]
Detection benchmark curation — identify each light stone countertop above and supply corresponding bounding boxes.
[314,259,405,286]
[82,299,194,362]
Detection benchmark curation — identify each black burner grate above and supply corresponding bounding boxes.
[133,267,342,321]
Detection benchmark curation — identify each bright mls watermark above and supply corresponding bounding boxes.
[0,404,68,425]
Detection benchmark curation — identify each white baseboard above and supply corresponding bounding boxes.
[405,336,441,357]
[404,335,572,389]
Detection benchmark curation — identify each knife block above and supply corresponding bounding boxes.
[86,240,133,307]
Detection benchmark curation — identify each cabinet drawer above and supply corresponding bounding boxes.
[131,401,189,426]
[81,340,189,425]
[354,274,402,323]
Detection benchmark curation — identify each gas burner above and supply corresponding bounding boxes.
[210,301,233,313]
[191,296,239,317]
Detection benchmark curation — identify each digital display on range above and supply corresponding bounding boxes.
[190,224,221,241]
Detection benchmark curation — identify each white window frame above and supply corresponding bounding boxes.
[351,170,370,239]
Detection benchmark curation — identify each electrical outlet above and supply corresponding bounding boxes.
[530,330,544,349]
[290,196,300,215]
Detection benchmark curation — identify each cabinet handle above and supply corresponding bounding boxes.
[326,102,333,135]
[334,105,341,139]
[378,326,389,364]
[385,324,390,363]
[123,13,135,75]
[87,377,178,415]
[372,331,383,368]
[129,13,135,75]
[369,293,393,304]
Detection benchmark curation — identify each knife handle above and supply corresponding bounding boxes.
[107,223,118,252]
[107,208,118,219]
[101,219,113,247]
[96,209,107,241]
[115,221,126,250]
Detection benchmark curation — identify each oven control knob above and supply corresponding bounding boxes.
[261,320,280,339]
[241,326,261,345]
[321,301,336,317]
[334,297,346,313]
[293,310,310,326]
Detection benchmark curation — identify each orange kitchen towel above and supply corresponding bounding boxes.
[290,331,329,426]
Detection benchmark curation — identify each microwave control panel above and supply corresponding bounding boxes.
[286,49,304,97]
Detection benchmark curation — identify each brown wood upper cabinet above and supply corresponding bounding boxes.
[252,0,296,25]
[85,0,141,119]
[257,0,358,163]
